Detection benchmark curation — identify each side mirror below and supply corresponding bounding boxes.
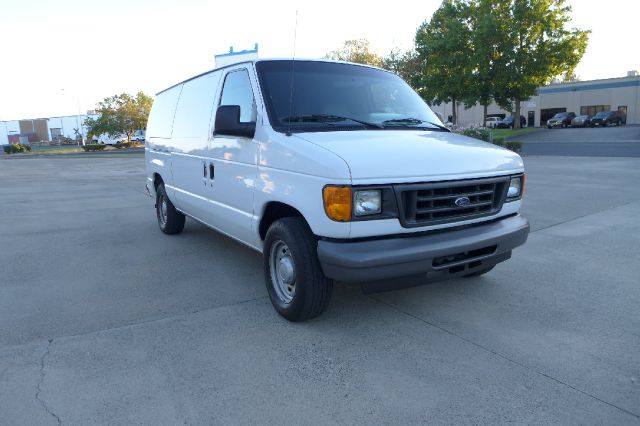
[214,105,256,139]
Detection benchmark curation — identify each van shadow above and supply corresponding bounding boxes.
[179,220,480,322]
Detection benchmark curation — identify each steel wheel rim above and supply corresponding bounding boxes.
[270,240,296,304]
[159,195,168,227]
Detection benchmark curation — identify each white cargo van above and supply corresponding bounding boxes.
[145,59,529,321]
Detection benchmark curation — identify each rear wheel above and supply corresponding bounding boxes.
[156,184,185,234]
[263,217,333,321]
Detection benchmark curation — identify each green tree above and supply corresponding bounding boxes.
[382,48,421,89]
[491,0,589,128]
[84,92,153,142]
[325,39,384,67]
[463,0,510,126]
[414,0,474,125]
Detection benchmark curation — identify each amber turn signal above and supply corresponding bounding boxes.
[323,186,352,222]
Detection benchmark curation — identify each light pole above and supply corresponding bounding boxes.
[60,89,65,145]
[76,96,83,146]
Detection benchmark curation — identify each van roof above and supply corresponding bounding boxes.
[156,58,390,96]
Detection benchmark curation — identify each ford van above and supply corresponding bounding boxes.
[145,59,529,321]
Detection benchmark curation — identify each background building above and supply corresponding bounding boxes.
[432,71,640,127]
[1,114,96,145]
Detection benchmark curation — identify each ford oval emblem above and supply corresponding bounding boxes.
[454,196,471,207]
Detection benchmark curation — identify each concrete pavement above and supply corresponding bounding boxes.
[0,155,639,424]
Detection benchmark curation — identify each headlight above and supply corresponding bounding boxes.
[506,175,525,200]
[354,190,381,216]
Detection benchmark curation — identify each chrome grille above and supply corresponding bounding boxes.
[396,177,509,227]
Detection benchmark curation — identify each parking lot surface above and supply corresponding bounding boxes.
[519,125,640,156]
[1,155,639,424]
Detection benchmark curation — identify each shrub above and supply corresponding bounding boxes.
[461,128,491,142]
[82,144,107,152]
[492,137,505,146]
[113,141,135,149]
[505,141,522,153]
[459,128,510,149]
[2,143,31,154]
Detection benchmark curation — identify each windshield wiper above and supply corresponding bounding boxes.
[281,114,383,129]
[382,118,450,132]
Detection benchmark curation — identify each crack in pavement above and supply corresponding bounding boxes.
[35,339,61,425]
[370,296,640,421]
[1,295,268,353]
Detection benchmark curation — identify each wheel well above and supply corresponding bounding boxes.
[259,202,304,240]
[153,173,164,190]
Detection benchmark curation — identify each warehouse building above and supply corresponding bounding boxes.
[432,71,640,127]
[1,114,96,145]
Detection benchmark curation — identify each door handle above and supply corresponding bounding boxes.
[209,163,215,180]
[203,161,207,178]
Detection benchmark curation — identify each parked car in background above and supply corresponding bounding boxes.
[485,117,501,128]
[496,115,526,129]
[131,129,146,142]
[590,111,624,127]
[91,133,128,145]
[570,115,591,127]
[546,112,576,128]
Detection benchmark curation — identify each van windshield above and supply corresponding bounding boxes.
[255,60,443,133]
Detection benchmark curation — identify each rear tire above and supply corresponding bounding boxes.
[263,217,333,321]
[156,184,185,235]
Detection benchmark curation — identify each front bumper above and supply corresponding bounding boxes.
[317,214,529,282]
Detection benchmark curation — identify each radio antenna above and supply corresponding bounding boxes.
[286,10,298,137]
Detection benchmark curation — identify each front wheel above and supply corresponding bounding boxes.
[263,217,333,321]
[156,184,185,234]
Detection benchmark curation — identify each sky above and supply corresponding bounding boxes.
[0,0,638,121]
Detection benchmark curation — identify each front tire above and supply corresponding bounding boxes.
[156,184,185,234]
[263,217,333,321]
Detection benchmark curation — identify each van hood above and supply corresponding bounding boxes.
[293,130,523,182]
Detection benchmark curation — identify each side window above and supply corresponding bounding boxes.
[219,69,255,123]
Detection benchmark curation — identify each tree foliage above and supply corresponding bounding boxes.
[414,0,474,125]
[382,48,421,89]
[491,0,589,127]
[84,92,153,141]
[412,0,588,128]
[464,0,508,123]
[325,39,384,67]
